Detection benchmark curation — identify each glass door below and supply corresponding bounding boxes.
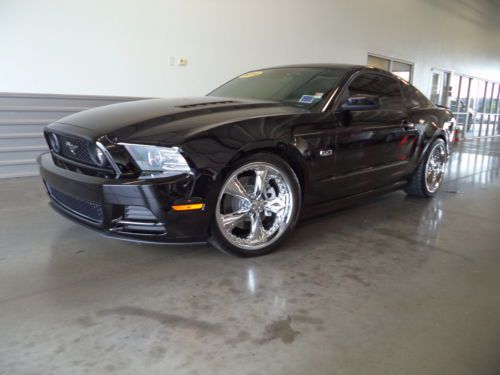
[492,85,500,136]
[472,80,487,138]
[485,83,499,136]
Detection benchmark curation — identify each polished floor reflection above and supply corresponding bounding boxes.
[0,137,499,375]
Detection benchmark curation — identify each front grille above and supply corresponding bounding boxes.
[47,184,103,223]
[58,134,97,165]
[45,131,120,178]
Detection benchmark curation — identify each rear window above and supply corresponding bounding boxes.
[402,82,433,108]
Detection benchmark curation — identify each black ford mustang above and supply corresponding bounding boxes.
[39,64,454,256]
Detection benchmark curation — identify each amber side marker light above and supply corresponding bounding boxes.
[171,203,205,212]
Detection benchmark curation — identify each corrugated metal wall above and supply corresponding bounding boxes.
[0,93,143,179]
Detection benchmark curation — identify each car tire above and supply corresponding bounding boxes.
[208,153,301,257]
[405,138,447,198]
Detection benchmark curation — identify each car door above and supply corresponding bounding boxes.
[331,72,412,199]
[292,111,338,206]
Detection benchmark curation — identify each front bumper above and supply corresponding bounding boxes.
[38,153,210,244]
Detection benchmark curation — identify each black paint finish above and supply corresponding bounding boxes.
[39,64,454,244]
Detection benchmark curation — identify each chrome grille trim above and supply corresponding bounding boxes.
[96,141,121,178]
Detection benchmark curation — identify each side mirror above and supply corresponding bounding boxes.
[341,96,380,111]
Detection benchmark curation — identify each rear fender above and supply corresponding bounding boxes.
[418,127,448,164]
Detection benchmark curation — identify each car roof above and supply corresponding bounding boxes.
[261,63,387,73]
[267,63,363,70]
[257,64,397,79]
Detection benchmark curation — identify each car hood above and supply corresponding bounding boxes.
[52,97,306,145]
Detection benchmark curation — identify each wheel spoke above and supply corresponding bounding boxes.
[225,176,250,201]
[436,172,443,184]
[424,143,448,193]
[247,212,265,242]
[254,168,269,197]
[264,196,286,214]
[216,161,295,250]
[221,210,249,231]
[427,171,434,186]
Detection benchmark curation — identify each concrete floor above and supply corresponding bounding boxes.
[1,137,499,375]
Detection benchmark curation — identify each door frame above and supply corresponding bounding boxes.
[430,68,452,107]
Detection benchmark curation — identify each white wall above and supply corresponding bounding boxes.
[1,0,499,98]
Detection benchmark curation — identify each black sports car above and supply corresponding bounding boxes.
[39,64,454,256]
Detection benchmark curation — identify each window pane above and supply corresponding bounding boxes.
[392,61,412,82]
[476,81,488,137]
[430,73,443,105]
[484,83,500,135]
[450,75,472,130]
[491,84,500,125]
[450,74,461,101]
[485,83,497,116]
[461,77,473,134]
[474,80,487,113]
[348,74,402,111]
[367,55,390,71]
[493,85,500,135]
[467,79,482,137]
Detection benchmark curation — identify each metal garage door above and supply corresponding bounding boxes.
[0,93,143,179]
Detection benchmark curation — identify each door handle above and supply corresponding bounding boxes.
[401,120,415,130]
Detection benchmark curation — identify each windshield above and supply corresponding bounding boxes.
[208,67,347,110]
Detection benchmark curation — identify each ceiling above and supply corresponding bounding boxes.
[423,0,500,29]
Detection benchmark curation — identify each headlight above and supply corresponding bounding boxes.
[123,144,190,173]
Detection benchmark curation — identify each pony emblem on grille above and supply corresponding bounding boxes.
[65,141,79,156]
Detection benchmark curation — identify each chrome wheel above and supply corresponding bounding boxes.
[425,143,447,193]
[215,162,295,250]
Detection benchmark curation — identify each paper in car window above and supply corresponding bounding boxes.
[299,95,318,104]
[239,71,263,79]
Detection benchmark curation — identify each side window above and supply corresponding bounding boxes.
[347,73,403,111]
[402,83,432,108]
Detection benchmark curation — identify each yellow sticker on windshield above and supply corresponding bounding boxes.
[239,71,263,79]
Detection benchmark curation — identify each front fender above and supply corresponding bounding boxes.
[181,114,303,176]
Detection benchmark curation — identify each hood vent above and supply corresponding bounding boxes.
[176,100,237,109]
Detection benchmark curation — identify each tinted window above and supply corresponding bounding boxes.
[347,73,403,110]
[402,83,432,108]
[209,68,347,110]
